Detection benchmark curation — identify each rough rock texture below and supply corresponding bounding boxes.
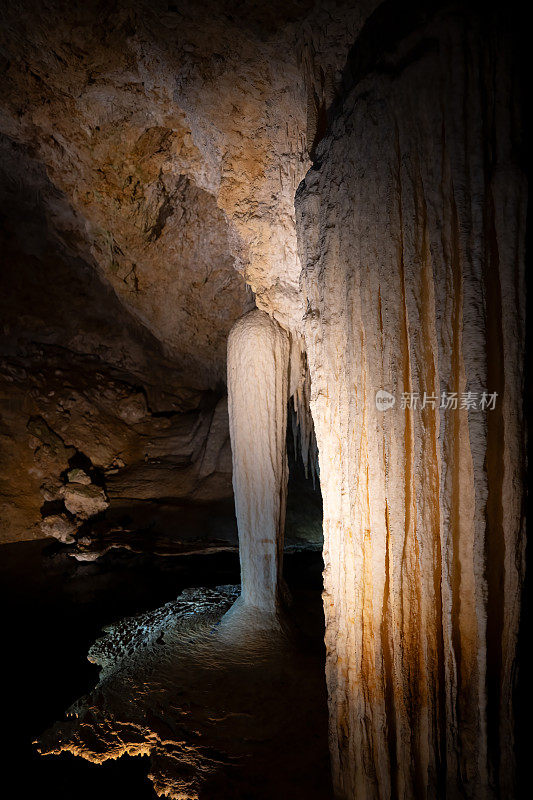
[0,0,378,336]
[227,309,290,614]
[0,125,243,543]
[0,1,527,798]
[59,482,109,519]
[0,0,363,548]
[296,5,526,799]
[0,132,251,391]
[39,514,77,544]
[0,346,234,544]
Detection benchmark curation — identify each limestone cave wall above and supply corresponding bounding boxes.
[0,128,244,545]
[296,4,526,798]
[0,0,352,547]
[0,1,528,797]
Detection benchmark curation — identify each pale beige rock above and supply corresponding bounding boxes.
[117,392,148,424]
[296,8,526,799]
[59,483,109,519]
[0,0,372,547]
[0,2,526,798]
[0,350,235,543]
[0,0,380,343]
[226,309,290,615]
[67,468,91,485]
[40,514,77,544]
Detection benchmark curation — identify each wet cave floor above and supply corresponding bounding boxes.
[1,540,332,799]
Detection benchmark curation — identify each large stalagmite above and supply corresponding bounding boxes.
[226,309,290,617]
[296,5,526,799]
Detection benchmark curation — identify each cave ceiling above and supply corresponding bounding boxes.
[0,0,377,385]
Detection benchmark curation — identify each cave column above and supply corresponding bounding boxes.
[226,308,290,616]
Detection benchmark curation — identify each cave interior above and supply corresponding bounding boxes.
[0,1,530,799]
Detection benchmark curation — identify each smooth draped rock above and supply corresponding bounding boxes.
[296,6,526,799]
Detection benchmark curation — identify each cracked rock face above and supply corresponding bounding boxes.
[39,514,77,544]
[0,113,243,544]
[0,346,235,544]
[59,483,109,519]
[0,133,251,390]
[0,0,378,333]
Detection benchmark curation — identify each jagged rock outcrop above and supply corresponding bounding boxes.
[39,513,77,544]
[0,138,243,545]
[296,4,526,798]
[59,482,109,519]
[0,0,382,337]
[0,347,234,544]
[0,0,362,549]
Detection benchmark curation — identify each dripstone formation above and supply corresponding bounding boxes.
[0,1,527,798]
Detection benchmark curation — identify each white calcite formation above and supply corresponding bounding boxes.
[226,309,290,617]
[296,7,526,800]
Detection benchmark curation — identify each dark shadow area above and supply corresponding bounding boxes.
[1,539,327,799]
[286,416,323,551]
[515,3,531,794]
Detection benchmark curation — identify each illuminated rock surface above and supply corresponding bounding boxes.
[0,1,527,798]
[0,0,376,339]
[0,348,236,545]
[0,0,362,546]
[296,6,526,799]
[227,309,290,616]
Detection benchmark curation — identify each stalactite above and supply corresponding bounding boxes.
[296,6,525,799]
[290,347,319,487]
[225,308,290,619]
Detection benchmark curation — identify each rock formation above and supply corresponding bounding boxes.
[0,0,527,797]
[296,3,526,798]
[0,343,237,547]
[227,309,290,615]
[0,119,249,546]
[36,580,332,800]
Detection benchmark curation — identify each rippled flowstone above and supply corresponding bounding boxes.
[37,585,332,800]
